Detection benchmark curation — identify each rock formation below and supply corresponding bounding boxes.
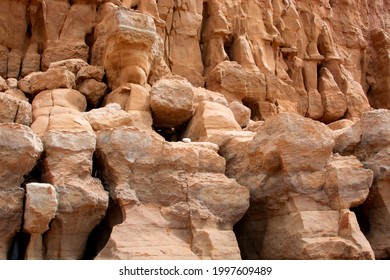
[0,0,389,260]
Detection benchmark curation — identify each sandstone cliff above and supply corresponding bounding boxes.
[0,0,389,260]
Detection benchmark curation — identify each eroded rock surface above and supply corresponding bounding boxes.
[0,124,43,259]
[0,0,389,260]
[95,127,249,260]
[218,113,374,259]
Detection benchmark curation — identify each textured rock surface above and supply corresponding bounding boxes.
[95,127,249,260]
[219,113,374,259]
[23,183,58,260]
[0,0,389,260]
[335,109,390,259]
[0,124,43,259]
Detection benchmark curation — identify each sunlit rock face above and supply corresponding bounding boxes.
[0,0,389,260]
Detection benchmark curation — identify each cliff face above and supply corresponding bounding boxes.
[0,0,389,260]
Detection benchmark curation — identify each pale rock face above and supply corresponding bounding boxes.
[150,76,195,128]
[6,78,18,89]
[40,1,97,70]
[28,67,76,95]
[318,67,347,123]
[229,101,251,128]
[41,128,108,260]
[0,92,31,126]
[0,76,9,91]
[97,7,159,89]
[158,0,204,86]
[205,61,247,103]
[220,113,374,259]
[30,87,109,259]
[183,101,241,142]
[104,83,153,130]
[23,183,58,260]
[83,103,134,131]
[0,123,43,260]
[49,59,90,75]
[192,87,228,107]
[95,127,249,260]
[76,66,105,85]
[31,88,87,136]
[0,0,389,261]
[336,109,390,259]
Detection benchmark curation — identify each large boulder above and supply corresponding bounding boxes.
[95,127,249,260]
[150,77,195,128]
[218,113,374,259]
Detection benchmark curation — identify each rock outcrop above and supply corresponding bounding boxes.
[0,0,389,260]
[217,113,374,259]
[0,124,43,259]
[95,127,249,260]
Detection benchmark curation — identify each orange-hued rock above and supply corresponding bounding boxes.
[104,83,153,130]
[221,113,374,259]
[40,127,108,260]
[30,87,109,260]
[49,59,89,75]
[150,77,195,128]
[205,61,247,103]
[95,127,249,260]
[318,67,347,123]
[0,123,43,260]
[183,101,241,142]
[79,79,107,107]
[0,92,31,126]
[95,7,159,89]
[336,109,390,259]
[229,101,251,128]
[83,103,134,131]
[0,0,389,261]
[23,183,58,260]
[157,0,204,86]
[29,67,76,95]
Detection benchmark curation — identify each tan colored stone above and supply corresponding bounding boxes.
[29,67,76,95]
[318,67,347,123]
[327,119,355,131]
[0,123,43,259]
[192,87,228,107]
[76,65,105,84]
[150,77,195,128]
[0,46,8,78]
[95,127,249,259]
[183,101,241,142]
[229,101,251,128]
[101,8,158,89]
[4,88,28,102]
[41,127,108,260]
[205,61,247,103]
[104,83,153,130]
[49,59,89,75]
[7,49,23,79]
[6,78,18,88]
[24,183,58,260]
[0,76,9,91]
[0,92,31,126]
[79,79,107,107]
[32,89,87,114]
[220,113,373,259]
[83,103,133,131]
[24,183,58,234]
